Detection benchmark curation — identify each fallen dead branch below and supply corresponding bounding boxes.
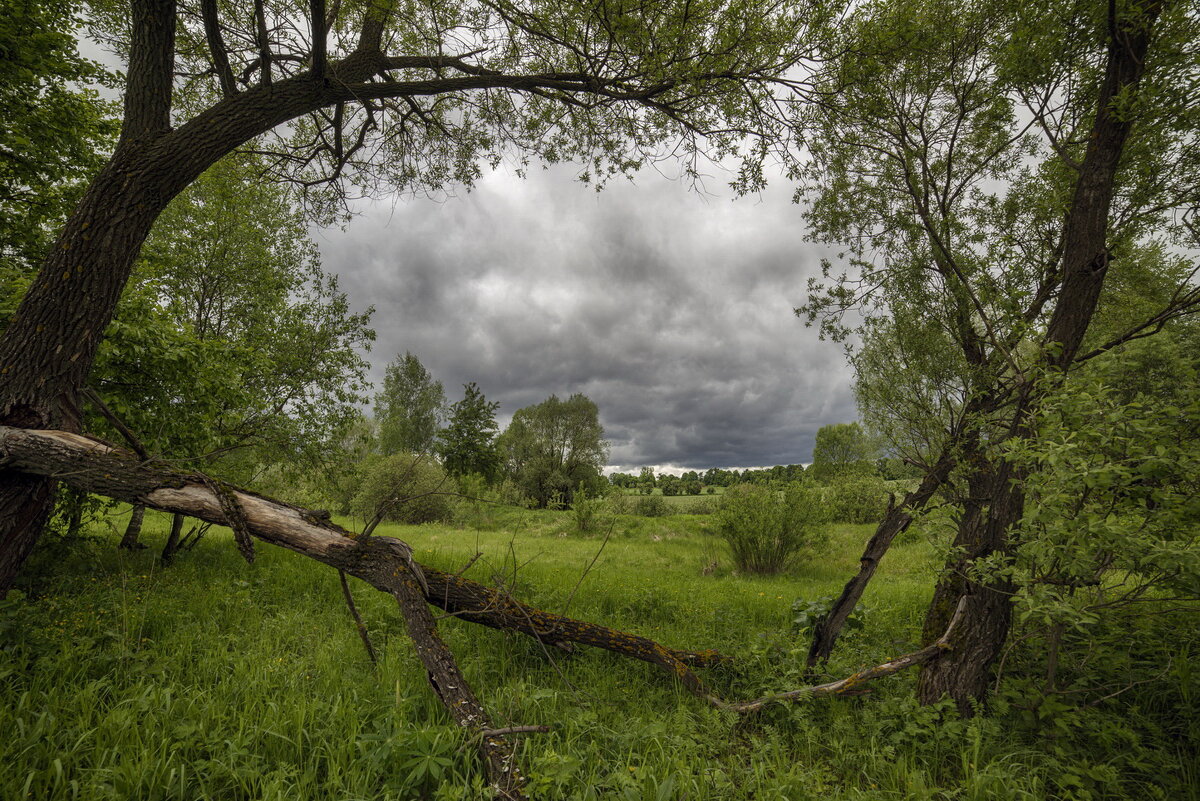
[0,426,968,795]
[724,597,967,712]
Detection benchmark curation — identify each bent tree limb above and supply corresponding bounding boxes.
[732,597,967,712]
[807,449,956,667]
[0,427,529,797]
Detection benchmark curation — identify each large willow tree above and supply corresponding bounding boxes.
[795,0,1200,710]
[0,0,818,588]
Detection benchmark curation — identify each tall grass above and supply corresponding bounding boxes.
[0,506,1195,800]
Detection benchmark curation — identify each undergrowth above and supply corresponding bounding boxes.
[0,507,1195,800]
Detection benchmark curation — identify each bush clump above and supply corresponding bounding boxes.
[352,453,454,525]
[632,495,671,518]
[826,475,890,524]
[714,483,827,574]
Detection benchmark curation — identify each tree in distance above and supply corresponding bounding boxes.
[499,393,608,508]
[638,466,657,495]
[374,352,446,456]
[809,421,878,481]
[437,382,502,482]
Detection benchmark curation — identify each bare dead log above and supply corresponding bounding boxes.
[0,426,728,672]
[807,449,956,667]
[420,565,730,674]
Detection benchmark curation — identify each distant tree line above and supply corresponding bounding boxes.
[608,420,921,497]
[300,351,610,521]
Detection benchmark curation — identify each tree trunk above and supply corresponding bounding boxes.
[0,474,54,593]
[161,512,186,564]
[0,146,181,592]
[917,455,1021,714]
[119,504,147,549]
[912,0,1163,713]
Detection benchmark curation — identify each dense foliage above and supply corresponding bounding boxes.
[351,452,454,526]
[714,483,828,573]
[499,393,608,508]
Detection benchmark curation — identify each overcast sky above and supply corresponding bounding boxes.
[314,165,858,474]
[75,32,858,474]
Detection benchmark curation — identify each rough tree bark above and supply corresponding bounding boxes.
[119,504,147,549]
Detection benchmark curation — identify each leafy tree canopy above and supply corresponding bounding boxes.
[809,422,877,480]
[499,392,607,507]
[91,154,375,476]
[0,0,117,311]
[374,352,446,455]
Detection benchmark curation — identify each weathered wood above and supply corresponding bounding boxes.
[0,426,727,672]
[807,449,955,667]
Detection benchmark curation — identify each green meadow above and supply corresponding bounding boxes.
[2,506,1195,800]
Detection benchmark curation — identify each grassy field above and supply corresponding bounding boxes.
[1,505,1195,800]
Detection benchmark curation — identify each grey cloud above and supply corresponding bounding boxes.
[314,164,857,470]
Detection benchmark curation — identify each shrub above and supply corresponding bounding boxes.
[572,486,613,532]
[351,453,454,525]
[826,475,890,524]
[714,483,827,573]
[632,495,671,517]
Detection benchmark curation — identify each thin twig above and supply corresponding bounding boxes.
[559,521,614,620]
[339,569,378,666]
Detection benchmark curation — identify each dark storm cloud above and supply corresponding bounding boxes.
[313,165,857,471]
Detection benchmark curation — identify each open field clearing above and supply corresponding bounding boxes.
[3,506,1195,800]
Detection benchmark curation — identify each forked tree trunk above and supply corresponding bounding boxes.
[910,0,1163,713]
